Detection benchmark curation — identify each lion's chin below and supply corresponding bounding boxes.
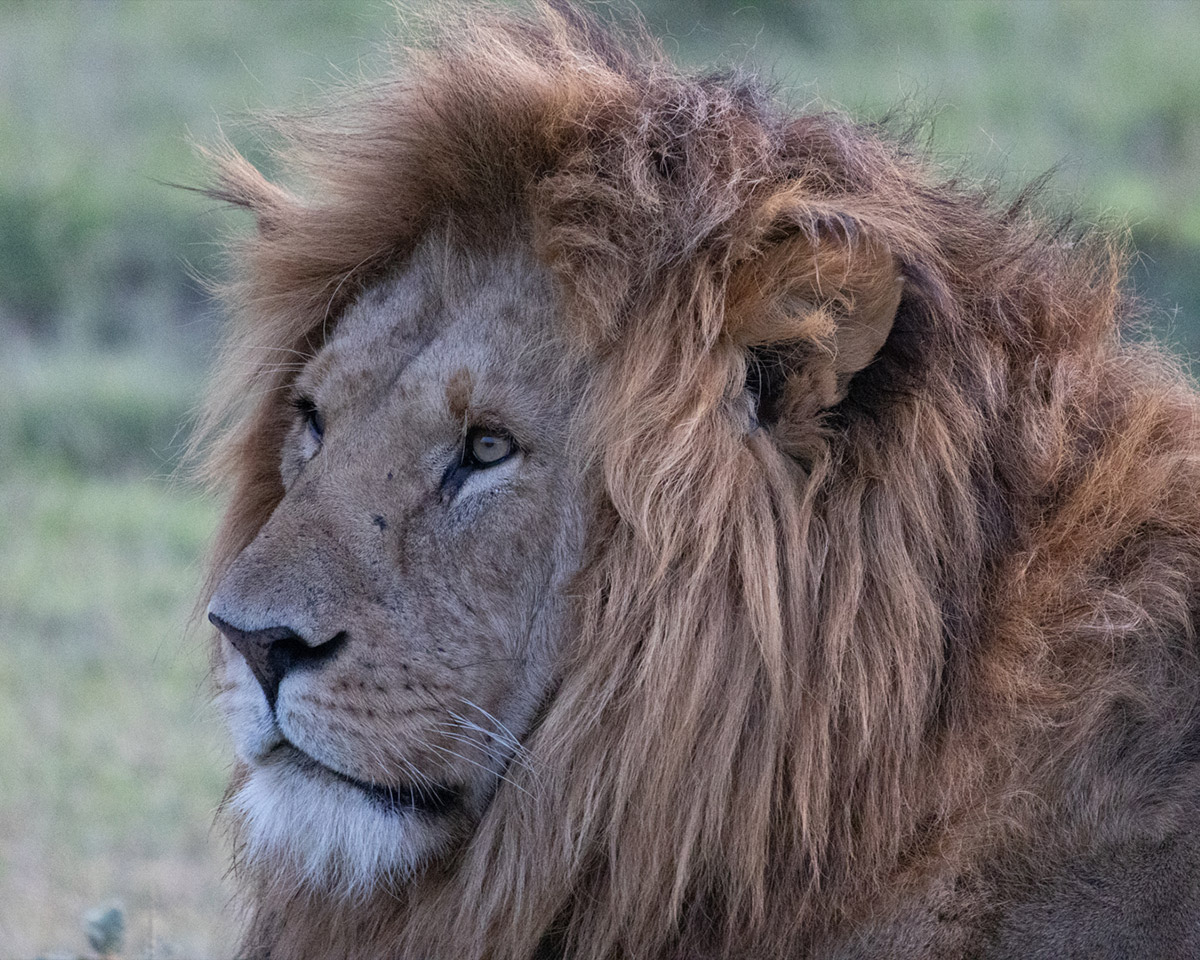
[230,746,456,897]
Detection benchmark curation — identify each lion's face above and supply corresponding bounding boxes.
[207,237,584,891]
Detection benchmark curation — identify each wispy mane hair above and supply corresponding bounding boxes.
[199,4,1200,958]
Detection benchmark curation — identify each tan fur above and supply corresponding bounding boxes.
[198,4,1200,958]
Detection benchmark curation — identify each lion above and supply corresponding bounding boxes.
[198,5,1200,959]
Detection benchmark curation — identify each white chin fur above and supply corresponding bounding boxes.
[231,758,446,898]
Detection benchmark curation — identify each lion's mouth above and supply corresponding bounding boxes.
[269,742,462,817]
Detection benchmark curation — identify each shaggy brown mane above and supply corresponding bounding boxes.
[200,4,1200,958]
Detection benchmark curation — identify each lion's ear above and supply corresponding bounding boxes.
[828,268,902,379]
[727,207,905,419]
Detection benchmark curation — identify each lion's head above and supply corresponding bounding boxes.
[207,235,584,889]
[199,5,1200,960]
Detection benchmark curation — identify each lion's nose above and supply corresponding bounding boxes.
[209,613,347,709]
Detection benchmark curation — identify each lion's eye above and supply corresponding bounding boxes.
[293,395,325,444]
[465,427,514,467]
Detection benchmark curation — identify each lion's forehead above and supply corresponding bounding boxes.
[310,236,564,425]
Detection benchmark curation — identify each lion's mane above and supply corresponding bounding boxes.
[201,5,1200,958]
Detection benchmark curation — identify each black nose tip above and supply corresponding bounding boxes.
[209,613,347,709]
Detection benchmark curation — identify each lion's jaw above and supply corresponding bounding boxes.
[207,236,583,895]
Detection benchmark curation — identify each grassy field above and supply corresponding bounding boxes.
[0,473,231,958]
[2,1,1196,956]
[0,354,231,958]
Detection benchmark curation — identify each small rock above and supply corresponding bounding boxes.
[83,902,125,955]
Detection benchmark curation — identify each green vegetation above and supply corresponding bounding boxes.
[0,458,226,958]
[2,1,1196,955]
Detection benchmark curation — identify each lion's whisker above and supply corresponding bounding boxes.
[423,743,533,799]
[456,699,525,751]
[433,720,538,782]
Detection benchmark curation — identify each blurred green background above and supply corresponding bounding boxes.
[1,1,1196,956]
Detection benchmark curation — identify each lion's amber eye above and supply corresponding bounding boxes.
[466,427,514,467]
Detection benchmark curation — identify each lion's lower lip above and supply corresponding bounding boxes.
[336,771,462,817]
[272,743,461,817]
